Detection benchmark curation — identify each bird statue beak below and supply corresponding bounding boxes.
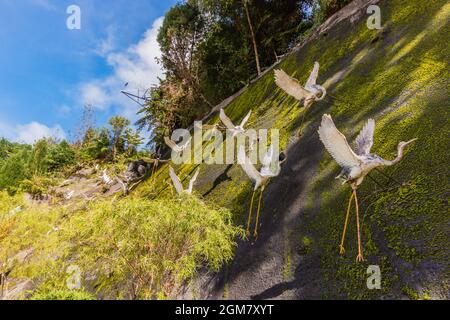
[405,138,418,145]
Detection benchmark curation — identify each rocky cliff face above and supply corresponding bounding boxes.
[139,0,449,299]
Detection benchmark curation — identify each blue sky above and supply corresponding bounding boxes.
[0,0,178,144]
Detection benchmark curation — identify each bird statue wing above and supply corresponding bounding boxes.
[318,114,361,168]
[102,170,111,184]
[354,119,375,155]
[240,110,252,128]
[164,136,179,151]
[187,168,200,194]
[305,61,320,88]
[238,146,262,184]
[274,69,310,100]
[169,166,184,195]
[220,109,236,130]
[65,191,74,199]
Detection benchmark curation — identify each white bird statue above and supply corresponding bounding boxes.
[168,166,200,195]
[102,169,113,185]
[274,62,326,108]
[65,190,75,200]
[318,114,417,262]
[220,109,252,138]
[164,135,192,154]
[8,206,23,217]
[46,226,60,236]
[238,145,286,237]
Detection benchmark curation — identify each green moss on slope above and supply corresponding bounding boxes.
[134,0,449,299]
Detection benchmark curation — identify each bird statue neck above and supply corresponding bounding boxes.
[315,85,327,100]
[384,143,407,166]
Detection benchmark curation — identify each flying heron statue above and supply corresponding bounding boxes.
[274,61,327,109]
[318,114,417,262]
[164,135,192,155]
[238,145,286,238]
[220,109,252,138]
[168,166,200,195]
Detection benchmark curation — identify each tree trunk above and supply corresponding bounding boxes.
[243,0,261,76]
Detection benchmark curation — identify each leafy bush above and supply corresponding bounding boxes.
[0,194,243,300]
[64,195,243,299]
[0,147,31,195]
[20,176,55,200]
[0,138,76,194]
[0,191,23,238]
[47,140,75,171]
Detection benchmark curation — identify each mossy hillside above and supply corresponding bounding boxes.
[135,0,449,299]
[306,0,449,299]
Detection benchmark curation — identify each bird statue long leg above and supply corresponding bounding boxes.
[319,114,416,263]
[238,146,284,239]
[296,103,312,137]
[246,190,257,237]
[253,185,266,238]
[150,163,157,183]
[339,191,355,255]
[354,189,365,262]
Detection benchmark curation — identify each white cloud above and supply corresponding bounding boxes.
[80,81,112,109]
[93,25,116,57]
[80,17,165,121]
[29,0,57,11]
[1,122,66,144]
[0,121,14,141]
[16,122,66,144]
[58,104,72,116]
[107,16,164,89]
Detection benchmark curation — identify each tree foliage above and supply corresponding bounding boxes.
[0,147,31,194]
[109,116,131,160]
[138,0,315,146]
[0,114,143,194]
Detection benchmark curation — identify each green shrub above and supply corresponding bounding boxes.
[47,140,76,171]
[63,195,243,299]
[0,194,243,300]
[0,148,31,195]
[20,176,55,200]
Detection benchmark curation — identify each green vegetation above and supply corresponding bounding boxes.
[137,0,335,145]
[30,289,96,301]
[136,0,449,299]
[0,0,448,300]
[0,138,73,195]
[0,193,242,299]
[0,114,147,197]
